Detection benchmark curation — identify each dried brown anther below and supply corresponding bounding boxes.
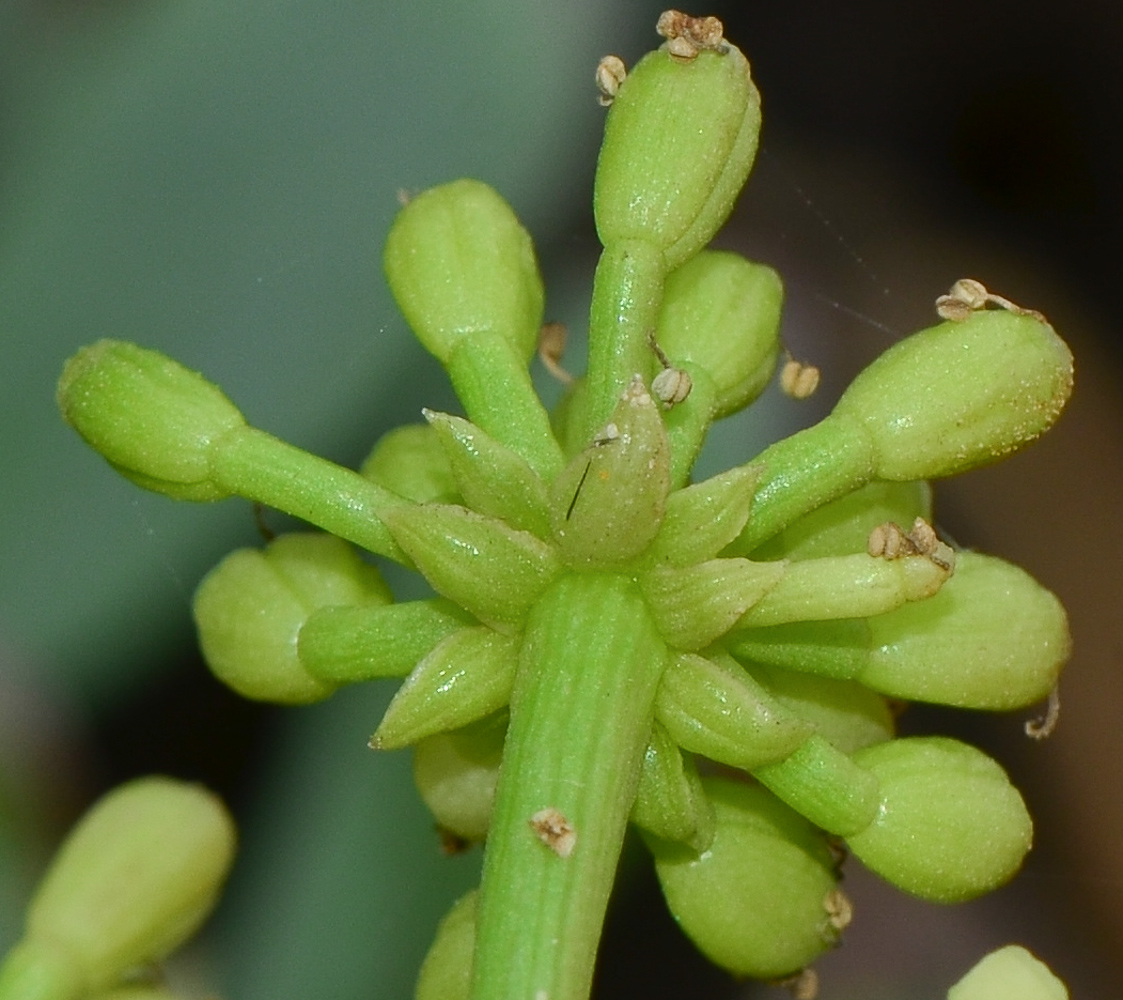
[936,277,1047,323]
[1025,684,1061,740]
[868,517,954,571]
[778,967,819,1000]
[821,887,853,936]
[538,321,574,384]
[779,355,820,399]
[529,807,577,858]
[656,10,726,61]
[595,54,627,106]
[647,330,692,407]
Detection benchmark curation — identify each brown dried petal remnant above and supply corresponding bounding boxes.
[868,517,954,571]
[780,967,819,1000]
[821,887,853,935]
[1025,684,1061,740]
[656,10,726,61]
[779,357,820,399]
[530,807,577,858]
[936,277,1046,323]
[595,54,627,106]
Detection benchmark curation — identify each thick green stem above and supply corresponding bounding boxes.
[445,332,564,480]
[581,239,665,443]
[210,427,407,562]
[471,572,667,1000]
[728,415,875,555]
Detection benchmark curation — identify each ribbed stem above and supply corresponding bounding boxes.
[470,572,667,1000]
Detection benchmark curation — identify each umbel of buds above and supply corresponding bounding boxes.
[48,10,1074,1000]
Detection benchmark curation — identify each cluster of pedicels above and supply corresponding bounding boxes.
[5,11,1073,1000]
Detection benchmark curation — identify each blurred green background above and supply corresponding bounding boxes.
[3,1,1123,997]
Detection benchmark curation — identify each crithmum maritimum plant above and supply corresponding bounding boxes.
[4,10,1074,1000]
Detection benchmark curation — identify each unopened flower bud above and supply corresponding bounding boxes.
[194,533,391,704]
[58,340,244,501]
[383,179,544,365]
[846,737,1032,902]
[947,945,1068,1000]
[595,29,761,269]
[651,778,842,980]
[655,251,781,417]
[416,891,477,1000]
[0,778,234,1000]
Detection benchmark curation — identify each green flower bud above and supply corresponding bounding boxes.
[860,552,1069,709]
[373,626,518,749]
[416,891,477,1000]
[947,945,1068,1000]
[380,504,559,630]
[549,378,671,568]
[751,480,931,561]
[299,598,472,686]
[655,251,781,417]
[57,340,244,502]
[359,423,459,504]
[425,410,550,537]
[641,557,784,650]
[595,35,761,268]
[194,533,391,704]
[383,179,544,364]
[846,737,1032,902]
[646,464,761,568]
[413,714,506,842]
[834,309,1073,481]
[650,778,842,980]
[631,722,715,852]
[0,778,235,1000]
[655,653,812,770]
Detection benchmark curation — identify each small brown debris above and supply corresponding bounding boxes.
[656,10,726,61]
[780,357,820,399]
[777,967,819,1000]
[822,887,853,935]
[538,321,573,384]
[529,807,577,858]
[1025,684,1061,740]
[647,330,692,407]
[935,277,1046,323]
[595,54,627,106]
[868,517,955,571]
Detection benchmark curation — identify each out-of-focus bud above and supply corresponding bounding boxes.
[194,533,391,704]
[846,737,1032,902]
[651,778,843,980]
[416,891,477,1000]
[0,778,235,1000]
[58,340,244,501]
[947,945,1068,1000]
[594,28,761,269]
[383,179,544,365]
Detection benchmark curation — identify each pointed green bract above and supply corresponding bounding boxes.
[375,627,519,749]
[655,653,812,770]
[631,723,715,852]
